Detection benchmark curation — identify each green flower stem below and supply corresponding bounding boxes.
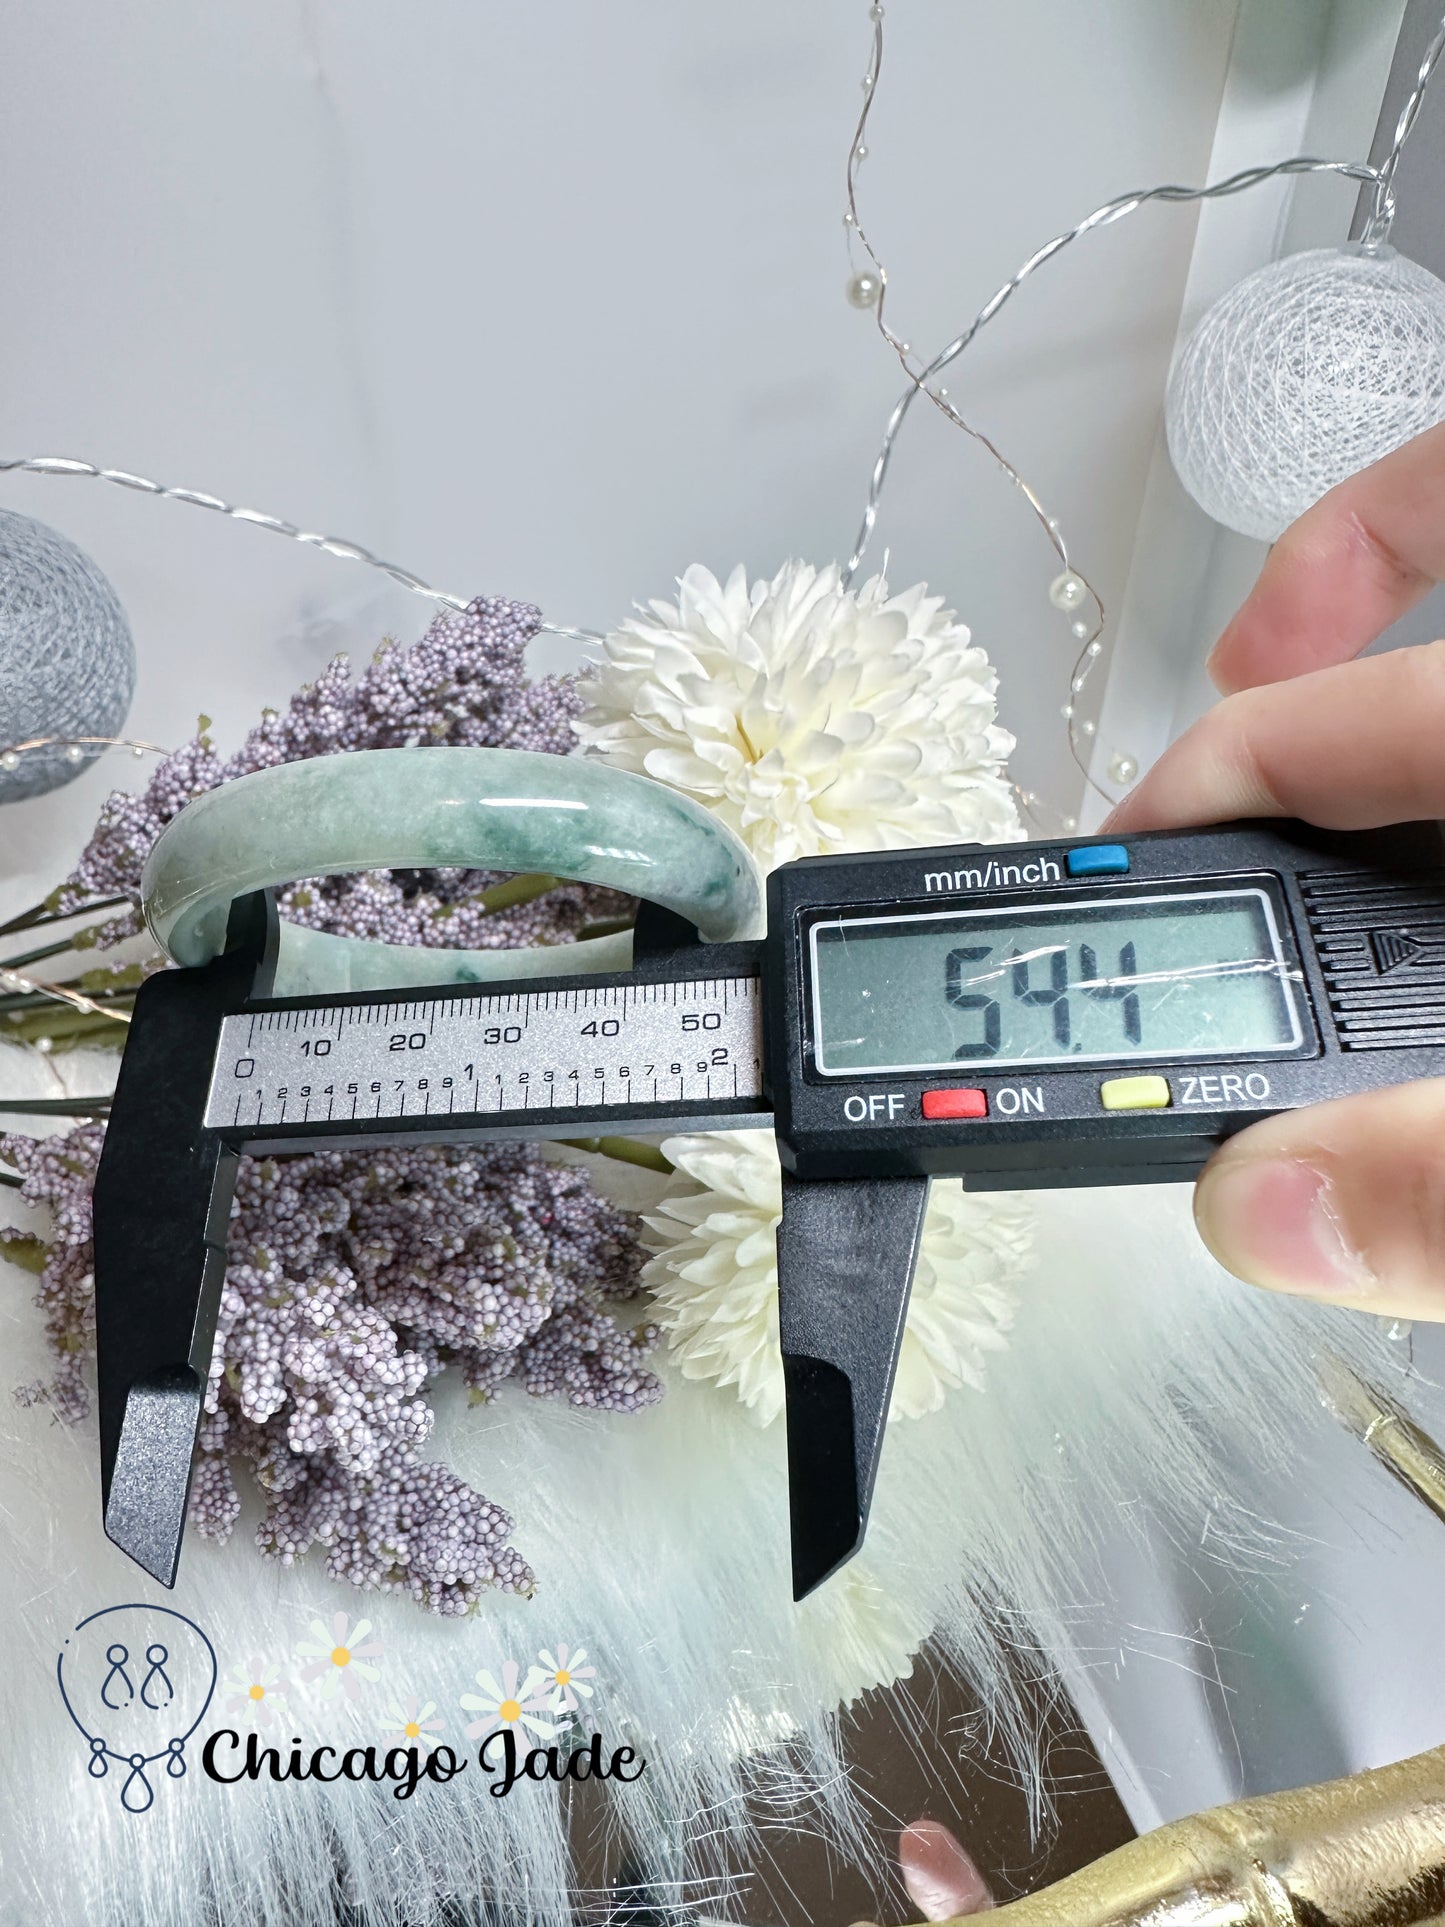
[0,895,129,943]
[76,962,149,992]
[0,900,57,942]
[0,1167,22,1190]
[0,1096,112,1117]
[1,1008,132,1047]
[575,917,636,942]
[0,1231,48,1270]
[474,873,562,914]
[558,1136,674,1175]
[0,937,78,974]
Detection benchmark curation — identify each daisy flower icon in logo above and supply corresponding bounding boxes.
[295,1612,383,1702]
[537,1644,596,1715]
[379,1695,445,1753]
[220,1657,290,1730]
[459,1660,556,1745]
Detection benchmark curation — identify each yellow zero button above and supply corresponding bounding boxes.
[1099,1074,1172,1111]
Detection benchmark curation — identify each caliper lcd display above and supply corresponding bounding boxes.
[808,887,1304,1075]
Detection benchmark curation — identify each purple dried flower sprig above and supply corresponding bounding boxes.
[2,594,666,1613]
[3,1128,660,1614]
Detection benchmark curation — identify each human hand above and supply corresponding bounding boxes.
[1102,419,1445,1322]
[847,1818,995,1922]
[898,1819,994,1917]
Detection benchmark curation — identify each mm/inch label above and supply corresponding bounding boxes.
[203,976,764,1132]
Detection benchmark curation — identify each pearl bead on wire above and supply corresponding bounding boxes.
[1048,571,1088,613]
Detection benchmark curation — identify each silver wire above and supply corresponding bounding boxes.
[1360,6,1445,247]
[841,2,1445,825]
[0,455,602,644]
[843,156,1385,590]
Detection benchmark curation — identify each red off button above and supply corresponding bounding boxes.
[921,1087,988,1120]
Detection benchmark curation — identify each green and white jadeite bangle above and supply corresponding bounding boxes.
[141,748,764,997]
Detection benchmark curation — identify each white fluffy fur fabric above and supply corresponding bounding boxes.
[0,1111,1421,1927]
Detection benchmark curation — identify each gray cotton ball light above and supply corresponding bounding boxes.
[1166,245,1445,543]
[0,507,136,803]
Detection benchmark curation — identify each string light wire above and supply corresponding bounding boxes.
[0,733,166,775]
[841,4,1445,823]
[1359,6,1445,247]
[0,965,130,1028]
[0,455,603,650]
[0,461,602,771]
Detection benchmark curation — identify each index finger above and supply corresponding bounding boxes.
[1207,418,1445,694]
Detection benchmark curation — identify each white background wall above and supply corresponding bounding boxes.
[0,0,1249,881]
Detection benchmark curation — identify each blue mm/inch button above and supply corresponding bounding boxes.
[1066,842,1130,877]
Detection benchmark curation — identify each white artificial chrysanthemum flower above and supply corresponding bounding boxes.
[643,1132,1031,1423]
[575,561,1023,872]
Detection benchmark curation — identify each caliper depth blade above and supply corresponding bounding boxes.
[94,946,253,1587]
[777,1174,930,1600]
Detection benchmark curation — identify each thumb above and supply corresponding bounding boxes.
[1192,1078,1445,1321]
[898,1819,994,1917]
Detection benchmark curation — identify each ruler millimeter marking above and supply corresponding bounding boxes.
[204,973,765,1132]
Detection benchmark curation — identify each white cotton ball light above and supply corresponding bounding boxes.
[1165,245,1445,542]
[0,508,136,803]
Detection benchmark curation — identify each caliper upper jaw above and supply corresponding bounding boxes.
[93,892,276,1587]
[775,1172,930,1600]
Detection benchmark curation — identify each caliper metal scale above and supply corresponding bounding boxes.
[94,815,1445,1599]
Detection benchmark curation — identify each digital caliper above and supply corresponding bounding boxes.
[93,813,1445,1601]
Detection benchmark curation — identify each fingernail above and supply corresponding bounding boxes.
[1195,1157,1376,1300]
[1205,625,1235,690]
[900,1819,994,1918]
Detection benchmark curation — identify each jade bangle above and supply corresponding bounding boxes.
[141,748,763,996]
